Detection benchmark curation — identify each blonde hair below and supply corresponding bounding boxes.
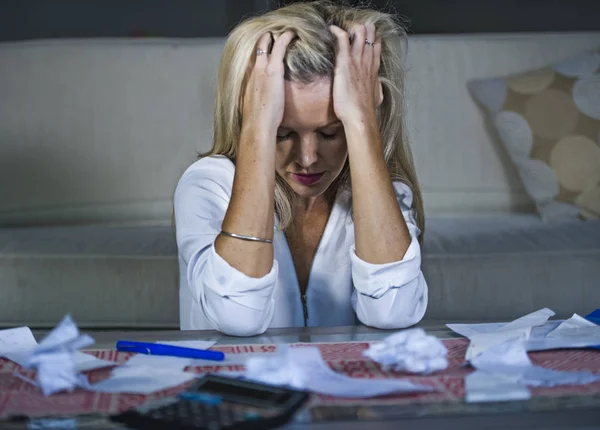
[204,0,425,241]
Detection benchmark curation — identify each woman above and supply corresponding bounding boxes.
[175,1,427,335]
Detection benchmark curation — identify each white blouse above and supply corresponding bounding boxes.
[174,155,428,335]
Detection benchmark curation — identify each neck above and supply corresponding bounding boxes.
[294,188,335,215]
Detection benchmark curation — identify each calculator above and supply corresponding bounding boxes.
[110,374,310,430]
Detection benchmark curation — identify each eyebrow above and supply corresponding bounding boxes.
[319,120,342,128]
[278,121,342,131]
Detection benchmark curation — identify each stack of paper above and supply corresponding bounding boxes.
[448,308,600,358]
[448,308,556,360]
[526,313,600,352]
[448,308,600,403]
[465,338,600,403]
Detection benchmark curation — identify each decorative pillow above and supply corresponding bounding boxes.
[468,49,600,221]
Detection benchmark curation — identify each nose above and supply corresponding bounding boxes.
[296,136,319,168]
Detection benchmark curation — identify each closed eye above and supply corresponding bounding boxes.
[320,131,338,140]
[276,133,292,143]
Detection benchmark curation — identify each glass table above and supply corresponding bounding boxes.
[3,324,599,429]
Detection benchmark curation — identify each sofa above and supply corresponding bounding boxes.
[1,33,599,329]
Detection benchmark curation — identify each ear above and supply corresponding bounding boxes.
[376,78,384,107]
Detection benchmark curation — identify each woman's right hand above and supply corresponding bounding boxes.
[242,31,296,135]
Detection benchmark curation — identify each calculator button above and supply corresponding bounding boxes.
[207,422,221,430]
[219,405,234,426]
[232,408,246,423]
[245,411,262,421]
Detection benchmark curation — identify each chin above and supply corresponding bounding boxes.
[289,182,331,199]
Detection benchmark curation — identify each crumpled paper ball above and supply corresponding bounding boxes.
[244,347,308,389]
[363,328,448,374]
[24,315,93,396]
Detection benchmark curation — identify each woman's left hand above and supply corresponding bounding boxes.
[329,24,382,125]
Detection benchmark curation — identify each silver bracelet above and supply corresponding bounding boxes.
[220,230,273,244]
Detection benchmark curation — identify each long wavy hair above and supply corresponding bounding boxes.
[203,0,425,240]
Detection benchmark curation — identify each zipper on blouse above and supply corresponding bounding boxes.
[301,294,309,327]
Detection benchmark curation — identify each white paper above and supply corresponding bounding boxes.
[465,338,600,402]
[0,327,38,352]
[447,308,555,338]
[546,313,600,339]
[448,312,600,354]
[88,340,217,394]
[158,340,216,349]
[73,351,115,373]
[2,317,116,396]
[465,329,530,360]
[446,322,505,338]
[525,337,600,352]
[470,338,600,386]
[1,327,40,366]
[244,346,433,398]
[0,324,113,374]
[526,313,600,351]
[362,328,448,374]
[2,348,35,367]
[24,316,96,395]
[549,313,596,331]
[28,352,92,396]
[521,365,600,387]
[4,348,111,374]
[28,418,78,429]
[191,352,269,367]
[125,354,193,371]
[465,370,531,403]
[213,370,246,378]
[122,340,217,371]
[89,365,197,394]
[445,308,600,358]
[470,338,531,372]
[496,308,555,332]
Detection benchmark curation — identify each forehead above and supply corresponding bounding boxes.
[281,78,337,129]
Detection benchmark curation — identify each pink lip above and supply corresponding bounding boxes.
[292,172,325,186]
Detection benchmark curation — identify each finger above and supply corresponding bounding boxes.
[269,30,295,66]
[255,32,272,66]
[349,24,367,59]
[373,38,382,73]
[364,23,376,61]
[376,79,384,107]
[329,25,350,61]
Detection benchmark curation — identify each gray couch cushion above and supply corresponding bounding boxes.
[0,224,179,328]
[423,215,600,322]
[1,216,598,328]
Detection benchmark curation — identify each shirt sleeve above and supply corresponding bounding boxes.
[350,182,428,329]
[174,159,277,336]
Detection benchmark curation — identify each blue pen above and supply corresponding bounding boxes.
[116,340,225,361]
[585,308,600,326]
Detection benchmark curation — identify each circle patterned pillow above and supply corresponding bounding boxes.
[468,49,600,221]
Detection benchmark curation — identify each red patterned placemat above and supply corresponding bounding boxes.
[1,339,600,419]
